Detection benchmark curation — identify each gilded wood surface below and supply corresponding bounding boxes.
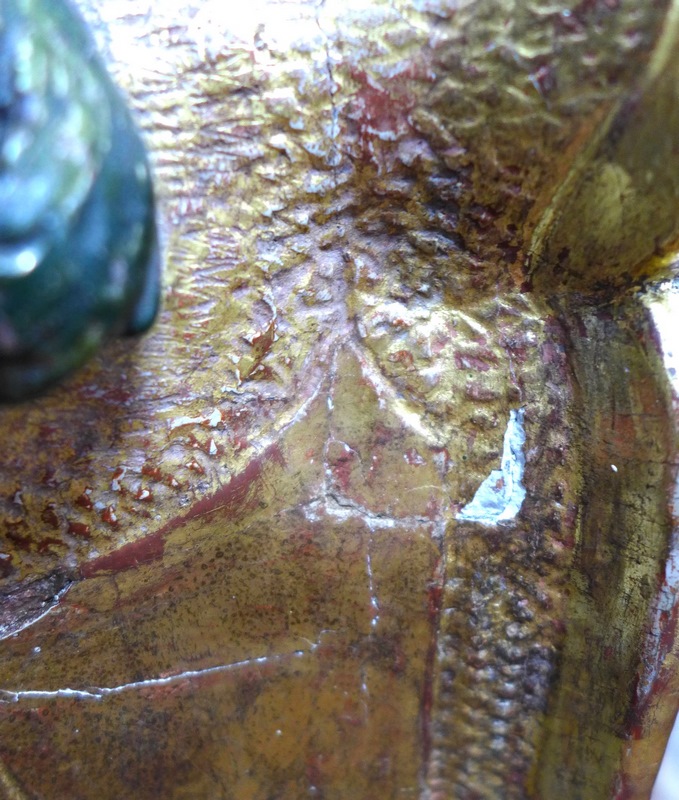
[0,1,678,798]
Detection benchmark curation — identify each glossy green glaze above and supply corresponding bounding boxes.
[0,0,159,401]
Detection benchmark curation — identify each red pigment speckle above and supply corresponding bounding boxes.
[5,522,31,551]
[0,553,13,578]
[100,506,119,529]
[404,448,426,466]
[171,289,198,310]
[82,444,286,578]
[232,436,249,453]
[241,321,276,380]
[454,351,498,372]
[387,350,415,368]
[289,530,321,560]
[38,424,58,441]
[224,407,251,429]
[186,458,205,475]
[372,423,394,447]
[111,467,126,492]
[424,494,441,520]
[130,506,153,520]
[75,490,94,511]
[135,487,153,503]
[431,336,451,357]
[329,449,355,493]
[37,537,63,554]
[41,468,58,488]
[106,387,133,404]
[541,341,565,365]
[500,243,521,265]
[615,774,636,800]
[68,521,91,538]
[247,364,274,381]
[530,63,556,96]
[465,383,500,402]
[142,464,163,482]
[305,753,327,792]
[391,641,407,674]
[348,67,415,156]
[41,504,60,530]
[431,447,452,472]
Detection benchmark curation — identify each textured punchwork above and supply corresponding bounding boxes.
[0,0,160,401]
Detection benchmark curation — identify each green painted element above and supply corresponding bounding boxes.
[0,0,160,400]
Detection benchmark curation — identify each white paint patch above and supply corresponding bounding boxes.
[653,711,679,800]
[646,285,679,394]
[365,547,380,628]
[456,408,527,525]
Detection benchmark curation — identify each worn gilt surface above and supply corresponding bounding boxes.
[0,1,678,798]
